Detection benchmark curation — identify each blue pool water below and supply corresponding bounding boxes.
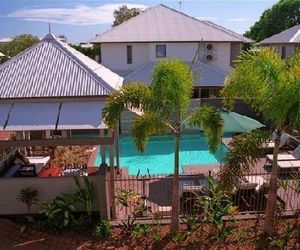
[95,134,228,175]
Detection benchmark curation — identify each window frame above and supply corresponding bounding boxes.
[126,45,133,64]
[156,44,167,58]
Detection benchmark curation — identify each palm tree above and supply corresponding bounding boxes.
[219,130,268,192]
[103,59,223,231]
[222,48,300,236]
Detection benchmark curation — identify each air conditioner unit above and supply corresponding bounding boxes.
[206,43,213,51]
[206,54,214,62]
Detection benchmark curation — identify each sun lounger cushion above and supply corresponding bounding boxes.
[278,160,300,169]
[266,154,297,162]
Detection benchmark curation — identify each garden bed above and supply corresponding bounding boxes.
[2,216,300,249]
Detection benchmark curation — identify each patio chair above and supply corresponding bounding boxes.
[180,181,204,214]
[244,175,266,192]
[266,144,300,163]
[277,160,300,170]
[233,175,268,212]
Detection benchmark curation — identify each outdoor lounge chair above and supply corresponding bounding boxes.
[266,144,300,163]
[277,160,300,169]
[244,175,265,192]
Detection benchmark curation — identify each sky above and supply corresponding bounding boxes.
[0,0,277,43]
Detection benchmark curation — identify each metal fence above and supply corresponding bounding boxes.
[108,169,300,220]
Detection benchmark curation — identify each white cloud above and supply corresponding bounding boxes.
[7,3,147,25]
[197,16,218,22]
[227,18,248,22]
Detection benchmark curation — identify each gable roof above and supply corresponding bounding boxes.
[260,25,300,44]
[124,61,227,87]
[91,4,252,43]
[0,33,123,99]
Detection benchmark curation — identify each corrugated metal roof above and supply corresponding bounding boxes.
[91,4,252,43]
[58,101,106,130]
[0,33,123,99]
[124,61,227,87]
[259,25,300,44]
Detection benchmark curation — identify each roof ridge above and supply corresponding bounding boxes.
[0,41,43,72]
[201,20,252,42]
[159,5,251,42]
[260,24,300,44]
[290,25,300,42]
[49,35,116,92]
[124,62,152,79]
[90,5,153,43]
[92,4,251,43]
[194,60,227,76]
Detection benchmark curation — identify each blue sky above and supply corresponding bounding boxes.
[0,0,277,43]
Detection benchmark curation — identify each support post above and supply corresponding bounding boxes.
[109,137,116,219]
[99,129,107,167]
[114,125,120,168]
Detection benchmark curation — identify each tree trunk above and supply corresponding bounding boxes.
[170,133,180,231]
[263,139,280,236]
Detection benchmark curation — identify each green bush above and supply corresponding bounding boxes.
[93,220,112,239]
[74,176,94,218]
[69,215,87,233]
[40,193,76,233]
[132,224,152,239]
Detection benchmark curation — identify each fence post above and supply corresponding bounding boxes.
[95,173,110,219]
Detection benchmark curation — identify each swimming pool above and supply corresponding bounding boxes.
[94,134,228,175]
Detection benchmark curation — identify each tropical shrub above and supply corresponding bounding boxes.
[115,189,147,234]
[17,187,38,213]
[93,220,112,239]
[132,224,152,239]
[40,193,76,233]
[74,176,94,218]
[194,177,237,246]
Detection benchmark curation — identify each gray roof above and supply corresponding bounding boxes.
[124,61,227,87]
[0,33,123,99]
[0,100,107,131]
[260,25,300,44]
[91,5,252,43]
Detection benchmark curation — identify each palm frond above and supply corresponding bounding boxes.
[222,48,284,119]
[151,59,193,113]
[131,112,170,152]
[218,130,268,192]
[103,82,151,128]
[188,104,223,153]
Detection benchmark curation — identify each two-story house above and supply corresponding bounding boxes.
[91,4,251,100]
[259,25,300,59]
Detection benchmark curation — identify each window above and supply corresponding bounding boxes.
[281,46,286,59]
[127,45,132,64]
[156,44,166,58]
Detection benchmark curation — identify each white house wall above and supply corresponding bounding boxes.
[101,43,149,72]
[101,42,232,75]
[148,42,199,62]
[207,43,231,72]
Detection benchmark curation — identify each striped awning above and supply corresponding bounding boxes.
[0,101,106,131]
